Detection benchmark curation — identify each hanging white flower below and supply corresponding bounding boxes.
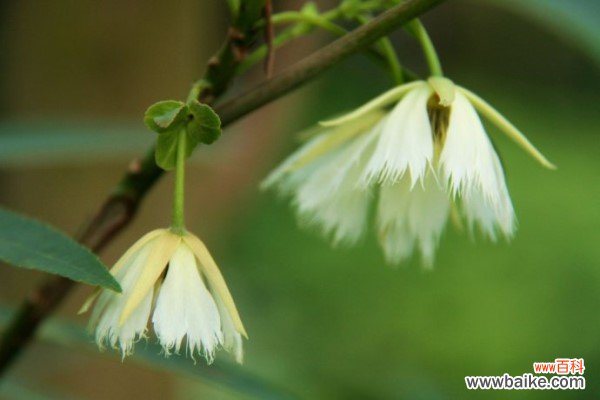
[80,228,246,363]
[263,77,554,266]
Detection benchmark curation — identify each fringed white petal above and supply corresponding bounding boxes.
[441,91,500,200]
[213,291,243,364]
[184,234,247,339]
[93,241,155,356]
[153,244,223,362]
[458,86,555,169]
[441,90,516,239]
[461,179,516,240]
[377,177,414,264]
[120,231,180,324]
[262,111,384,192]
[261,131,332,191]
[291,128,380,245]
[296,164,371,246]
[362,83,433,187]
[377,173,450,266]
[319,81,423,127]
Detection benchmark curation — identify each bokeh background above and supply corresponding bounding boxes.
[0,0,598,399]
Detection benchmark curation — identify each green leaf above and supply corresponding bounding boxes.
[144,100,188,133]
[0,208,121,292]
[155,129,198,170]
[187,101,222,145]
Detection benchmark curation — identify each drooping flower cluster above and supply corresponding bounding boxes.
[263,77,554,266]
[81,229,246,363]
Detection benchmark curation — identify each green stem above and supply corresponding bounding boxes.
[378,37,404,84]
[171,130,186,232]
[410,19,443,76]
[272,12,346,35]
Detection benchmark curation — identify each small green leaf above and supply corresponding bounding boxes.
[155,129,198,170]
[0,208,121,292]
[144,101,188,133]
[187,101,222,145]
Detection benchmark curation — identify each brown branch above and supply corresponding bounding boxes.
[0,0,447,375]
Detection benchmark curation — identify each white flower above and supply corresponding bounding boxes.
[263,77,554,265]
[80,229,246,363]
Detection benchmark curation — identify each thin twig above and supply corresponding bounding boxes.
[0,0,446,375]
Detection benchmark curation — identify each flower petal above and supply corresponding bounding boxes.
[110,229,166,278]
[213,290,243,364]
[80,230,165,316]
[262,111,384,191]
[78,287,100,315]
[262,113,384,194]
[153,244,222,361]
[441,90,516,239]
[377,177,414,264]
[292,127,379,245]
[183,234,247,339]
[462,180,516,240]
[377,173,450,266]
[441,91,500,199]
[459,87,555,169]
[119,231,181,324]
[93,241,155,355]
[319,81,422,127]
[362,83,433,187]
[296,162,373,246]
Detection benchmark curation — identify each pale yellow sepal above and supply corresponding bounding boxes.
[78,288,101,315]
[183,234,248,339]
[119,230,181,325]
[319,81,423,127]
[459,87,556,170]
[427,76,455,107]
[79,229,164,315]
[287,110,384,173]
[110,229,164,277]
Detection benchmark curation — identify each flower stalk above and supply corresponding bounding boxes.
[171,130,187,233]
[409,20,443,76]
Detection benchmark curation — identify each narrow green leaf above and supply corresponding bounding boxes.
[0,208,121,292]
[187,101,222,145]
[144,100,188,133]
[155,129,198,170]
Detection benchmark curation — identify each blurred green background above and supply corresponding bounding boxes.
[0,0,598,399]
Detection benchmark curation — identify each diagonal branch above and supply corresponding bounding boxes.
[0,0,447,375]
